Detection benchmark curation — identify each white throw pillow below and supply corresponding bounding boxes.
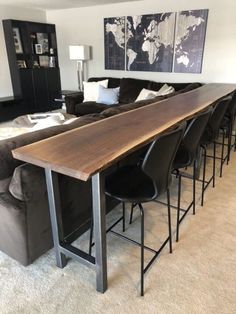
[158,84,175,95]
[97,85,120,105]
[83,79,108,102]
[136,84,175,102]
[135,88,160,102]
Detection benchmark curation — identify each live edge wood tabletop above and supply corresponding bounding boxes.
[12,83,236,181]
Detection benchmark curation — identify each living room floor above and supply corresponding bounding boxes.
[0,143,236,313]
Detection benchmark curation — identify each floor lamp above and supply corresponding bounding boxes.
[69,45,90,91]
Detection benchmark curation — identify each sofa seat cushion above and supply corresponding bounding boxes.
[0,177,11,193]
[75,102,109,116]
[119,78,150,104]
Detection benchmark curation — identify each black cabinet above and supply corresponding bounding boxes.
[2,19,62,118]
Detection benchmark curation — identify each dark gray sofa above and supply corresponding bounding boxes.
[65,77,201,116]
[0,77,201,266]
[0,114,119,266]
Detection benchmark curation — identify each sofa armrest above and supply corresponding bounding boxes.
[65,92,84,115]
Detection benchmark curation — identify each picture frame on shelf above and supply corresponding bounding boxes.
[39,55,49,67]
[36,32,49,53]
[35,44,43,54]
[17,60,26,68]
[12,27,23,54]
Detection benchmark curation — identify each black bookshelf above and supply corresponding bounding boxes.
[2,19,62,117]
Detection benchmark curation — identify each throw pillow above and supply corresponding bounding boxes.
[158,83,175,95]
[97,86,120,105]
[136,84,175,102]
[83,79,108,102]
[135,88,160,102]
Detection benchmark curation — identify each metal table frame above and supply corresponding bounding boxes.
[45,169,107,293]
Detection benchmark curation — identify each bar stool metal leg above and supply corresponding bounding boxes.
[213,141,216,187]
[129,203,136,225]
[220,130,225,177]
[138,203,145,296]
[122,202,126,232]
[89,220,93,255]
[176,174,181,242]
[167,189,172,254]
[193,160,196,215]
[201,145,207,206]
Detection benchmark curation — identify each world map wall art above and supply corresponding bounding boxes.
[104,9,208,73]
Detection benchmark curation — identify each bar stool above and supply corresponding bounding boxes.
[200,96,232,205]
[172,107,212,241]
[105,123,186,296]
[219,92,236,166]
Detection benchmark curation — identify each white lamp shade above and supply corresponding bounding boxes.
[69,45,90,60]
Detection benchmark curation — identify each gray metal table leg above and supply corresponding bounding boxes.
[45,169,67,268]
[92,173,108,293]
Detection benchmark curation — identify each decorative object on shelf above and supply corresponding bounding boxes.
[17,60,26,68]
[33,60,40,68]
[35,43,43,54]
[173,9,208,73]
[104,9,208,74]
[49,56,56,67]
[36,32,49,53]
[39,55,49,67]
[69,45,91,91]
[12,27,23,54]
[104,17,125,70]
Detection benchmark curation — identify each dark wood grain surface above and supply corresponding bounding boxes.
[13,83,236,181]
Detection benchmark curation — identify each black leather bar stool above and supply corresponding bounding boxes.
[172,108,212,241]
[200,96,232,205]
[219,92,236,166]
[105,123,186,296]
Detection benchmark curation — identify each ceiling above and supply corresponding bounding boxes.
[0,0,140,10]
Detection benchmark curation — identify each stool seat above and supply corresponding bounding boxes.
[106,165,156,203]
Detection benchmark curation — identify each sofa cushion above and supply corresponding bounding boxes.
[0,177,11,193]
[9,163,44,201]
[135,88,161,102]
[119,78,150,104]
[101,95,166,117]
[83,79,108,102]
[75,102,108,116]
[0,125,66,180]
[148,82,194,92]
[178,82,202,93]
[97,86,120,105]
[88,77,121,88]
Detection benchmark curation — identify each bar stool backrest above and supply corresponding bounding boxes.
[208,96,232,140]
[181,107,213,164]
[142,122,186,197]
[226,92,236,119]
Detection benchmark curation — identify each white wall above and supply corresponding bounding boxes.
[0,6,46,97]
[46,0,236,90]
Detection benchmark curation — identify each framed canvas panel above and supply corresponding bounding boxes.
[173,9,209,73]
[104,16,125,70]
[126,13,176,72]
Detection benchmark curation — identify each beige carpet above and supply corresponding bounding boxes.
[0,147,236,314]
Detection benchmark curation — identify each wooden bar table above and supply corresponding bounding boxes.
[12,83,236,293]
